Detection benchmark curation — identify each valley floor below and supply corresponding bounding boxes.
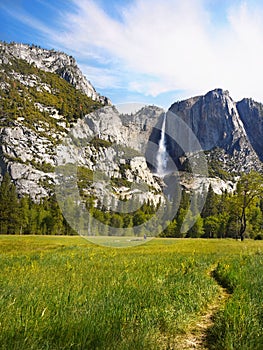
[0,236,262,349]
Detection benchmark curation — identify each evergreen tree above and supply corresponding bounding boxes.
[202,184,217,218]
[174,208,188,237]
[19,196,31,234]
[0,173,20,234]
[110,213,123,228]
[163,219,177,237]
[203,215,221,238]
[187,215,204,238]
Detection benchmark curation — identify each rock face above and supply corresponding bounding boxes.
[0,104,163,202]
[0,41,109,104]
[83,105,164,153]
[0,124,57,198]
[237,98,263,162]
[161,88,262,173]
[1,40,263,202]
[0,40,164,203]
[56,107,164,207]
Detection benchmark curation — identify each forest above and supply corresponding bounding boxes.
[1,170,263,240]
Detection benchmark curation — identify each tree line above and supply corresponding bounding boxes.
[0,173,74,235]
[161,171,263,240]
[1,171,263,239]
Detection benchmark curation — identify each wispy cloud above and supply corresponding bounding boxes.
[56,0,263,102]
[4,0,263,103]
[79,64,123,89]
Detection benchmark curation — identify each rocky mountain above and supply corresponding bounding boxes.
[165,88,263,175]
[0,41,164,206]
[55,105,165,209]
[0,41,109,104]
[237,98,263,162]
[1,41,263,205]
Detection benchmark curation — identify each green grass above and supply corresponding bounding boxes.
[0,237,263,349]
[208,252,263,349]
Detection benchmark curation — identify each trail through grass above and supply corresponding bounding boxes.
[175,265,231,350]
[207,252,263,349]
[0,236,263,349]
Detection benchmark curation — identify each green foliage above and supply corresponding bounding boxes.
[202,184,218,218]
[207,160,235,180]
[209,254,263,349]
[30,160,55,173]
[205,149,237,181]
[87,196,156,232]
[0,56,102,135]
[89,137,112,149]
[187,214,204,238]
[77,166,94,193]
[160,171,263,239]
[0,237,222,349]
[113,144,142,159]
[231,171,263,240]
[110,176,132,188]
[1,167,263,238]
[162,219,177,237]
[0,173,20,234]
[203,215,222,238]
[0,174,75,235]
[119,162,131,177]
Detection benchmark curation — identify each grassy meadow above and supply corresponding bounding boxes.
[0,236,263,349]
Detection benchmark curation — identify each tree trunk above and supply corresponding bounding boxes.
[239,208,246,241]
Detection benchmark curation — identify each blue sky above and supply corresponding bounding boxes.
[1,0,263,108]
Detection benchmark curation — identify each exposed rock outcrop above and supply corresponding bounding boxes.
[0,41,109,104]
[237,98,263,162]
[1,40,263,202]
[56,110,164,207]
[163,88,262,173]
[84,105,164,153]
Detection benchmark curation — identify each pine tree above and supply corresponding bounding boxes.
[19,195,31,234]
[202,184,217,218]
[0,173,20,234]
[187,215,204,238]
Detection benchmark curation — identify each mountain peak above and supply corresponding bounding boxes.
[166,89,262,173]
[0,41,110,105]
[204,88,230,100]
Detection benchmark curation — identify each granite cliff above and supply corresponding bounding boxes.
[0,42,109,104]
[237,98,263,162]
[0,41,164,204]
[163,88,263,175]
[1,41,263,203]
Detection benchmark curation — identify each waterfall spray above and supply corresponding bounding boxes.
[156,113,167,176]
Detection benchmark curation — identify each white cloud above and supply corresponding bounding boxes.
[6,0,263,102]
[79,64,123,89]
[54,0,263,101]
[53,0,216,93]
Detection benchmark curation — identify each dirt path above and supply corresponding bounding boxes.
[173,266,231,350]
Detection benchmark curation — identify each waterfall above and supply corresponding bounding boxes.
[156,113,168,176]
